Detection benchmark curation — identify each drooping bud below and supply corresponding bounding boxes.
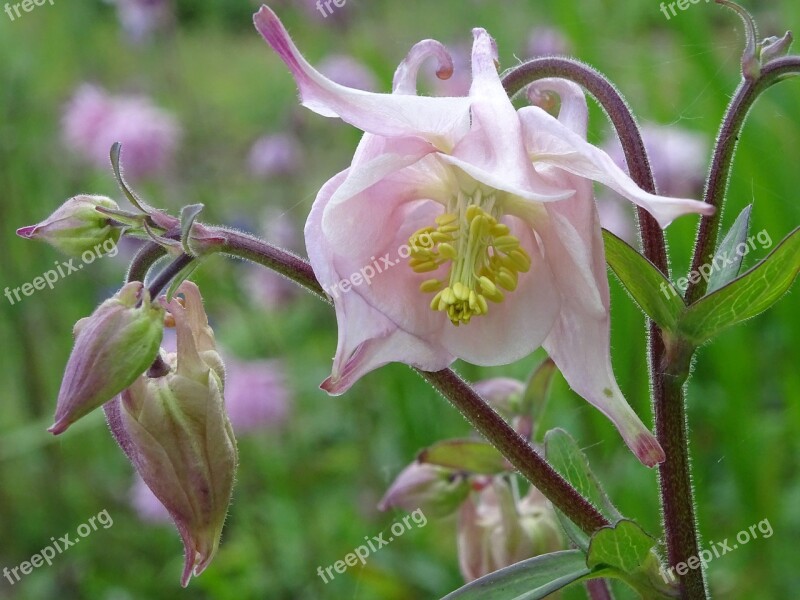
[378,461,470,518]
[457,479,563,582]
[49,281,163,435]
[17,195,122,256]
[105,281,237,587]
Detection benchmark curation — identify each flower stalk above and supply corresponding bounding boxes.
[502,57,708,598]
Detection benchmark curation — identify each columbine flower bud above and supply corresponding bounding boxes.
[378,461,470,518]
[105,282,237,587]
[17,195,122,256]
[457,479,563,582]
[473,378,524,416]
[49,281,163,435]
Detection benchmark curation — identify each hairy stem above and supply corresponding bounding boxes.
[503,58,707,598]
[418,368,609,535]
[684,56,800,304]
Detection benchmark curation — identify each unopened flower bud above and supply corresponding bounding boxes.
[457,479,563,582]
[760,31,793,63]
[17,195,122,256]
[105,281,237,587]
[473,377,524,416]
[378,462,470,518]
[49,281,163,435]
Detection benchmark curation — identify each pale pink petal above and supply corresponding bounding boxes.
[525,78,588,137]
[253,6,471,148]
[537,175,664,466]
[306,170,453,393]
[393,40,454,95]
[441,28,572,203]
[519,106,714,228]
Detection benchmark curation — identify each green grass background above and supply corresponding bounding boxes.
[0,0,798,598]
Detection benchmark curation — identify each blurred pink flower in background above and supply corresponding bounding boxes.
[113,0,173,43]
[604,124,709,199]
[598,124,709,242]
[223,358,291,434]
[248,133,303,178]
[244,210,303,310]
[62,84,180,181]
[525,26,571,58]
[130,474,171,523]
[318,54,378,91]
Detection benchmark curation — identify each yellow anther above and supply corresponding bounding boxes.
[479,276,497,295]
[493,235,520,250]
[508,249,531,272]
[420,279,444,293]
[410,260,439,273]
[496,267,518,291]
[438,243,458,260]
[408,200,532,325]
[491,223,510,236]
[452,282,470,301]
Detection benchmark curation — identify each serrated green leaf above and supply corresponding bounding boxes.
[678,227,800,343]
[419,439,508,475]
[603,229,685,330]
[707,204,752,293]
[544,429,623,551]
[440,550,599,600]
[586,520,655,573]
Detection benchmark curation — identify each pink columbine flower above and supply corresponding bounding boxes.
[62,84,180,181]
[457,480,563,582]
[253,7,715,466]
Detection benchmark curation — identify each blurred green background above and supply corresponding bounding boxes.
[1,0,798,598]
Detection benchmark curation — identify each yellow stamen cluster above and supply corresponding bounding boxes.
[408,205,531,326]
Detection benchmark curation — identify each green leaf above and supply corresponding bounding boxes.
[678,227,800,344]
[521,358,556,432]
[180,204,205,256]
[440,550,598,600]
[544,429,623,551]
[418,440,508,475]
[585,521,677,598]
[602,229,685,330]
[707,204,752,293]
[165,261,201,302]
[586,520,655,573]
